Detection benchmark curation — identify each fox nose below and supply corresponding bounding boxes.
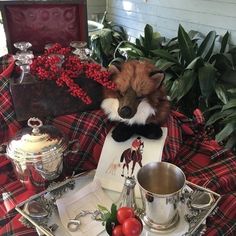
[119,106,133,118]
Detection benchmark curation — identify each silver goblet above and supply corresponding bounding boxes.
[13,42,35,83]
[70,41,90,60]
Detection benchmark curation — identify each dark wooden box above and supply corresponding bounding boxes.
[0,0,88,54]
[10,78,103,121]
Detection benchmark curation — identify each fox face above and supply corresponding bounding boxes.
[101,60,170,125]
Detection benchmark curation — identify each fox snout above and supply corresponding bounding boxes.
[118,106,134,119]
[117,88,139,119]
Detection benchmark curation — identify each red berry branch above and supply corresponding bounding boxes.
[30,43,116,104]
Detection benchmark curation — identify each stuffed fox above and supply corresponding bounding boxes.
[101,60,170,142]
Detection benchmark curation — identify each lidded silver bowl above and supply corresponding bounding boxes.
[3,117,78,191]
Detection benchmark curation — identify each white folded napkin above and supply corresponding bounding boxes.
[56,180,112,236]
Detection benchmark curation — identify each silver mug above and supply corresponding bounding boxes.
[137,162,186,233]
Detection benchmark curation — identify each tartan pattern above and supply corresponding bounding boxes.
[0,75,235,235]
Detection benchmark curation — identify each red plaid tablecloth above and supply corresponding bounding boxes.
[0,74,236,235]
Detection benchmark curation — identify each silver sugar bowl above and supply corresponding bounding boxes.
[1,117,79,192]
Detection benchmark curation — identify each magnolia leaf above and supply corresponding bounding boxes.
[140,35,145,47]
[151,49,180,65]
[215,83,229,104]
[222,99,236,110]
[228,88,236,94]
[186,57,204,70]
[220,31,230,53]
[135,38,142,48]
[99,29,113,55]
[144,24,154,50]
[155,59,175,70]
[197,31,216,60]
[204,104,222,113]
[188,30,203,40]
[211,54,233,72]
[171,70,197,101]
[178,24,196,64]
[198,64,217,98]
[164,37,178,47]
[163,73,174,92]
[225,132,236,149]
[223,113,236,123]
[229,47,236,65]
[215,122,235,142]
[220,70,236,86]
[170,79,180,100]
[206,109,235,125]
[118,42,144,57]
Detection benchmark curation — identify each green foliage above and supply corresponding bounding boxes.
[97,204,118,235]
[89,13,127,67]
[115,24,164,61]
[113,24,236,151]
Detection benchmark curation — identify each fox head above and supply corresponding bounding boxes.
[101,60,169,125]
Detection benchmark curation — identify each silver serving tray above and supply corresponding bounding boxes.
[15,171,221,236]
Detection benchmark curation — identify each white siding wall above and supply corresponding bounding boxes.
[107,0,236,44]
[87,0,106,21]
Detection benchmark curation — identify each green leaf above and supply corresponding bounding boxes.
[222,99,236,110]
[205,104,222,113]
[215,122,236,142]
[118,42,144,57]
[198,64,217,98]
[220,70,236,86]
[101,212,111,221]
[211,54,233,72]
[178,24,196,64]
[215,84,229,104]
[140,35,145,47]
[188,30,203,40]
[228,88,236,94]
[186,57,204,70]
[163,73,174,92]
[229,47,236,65]
[151,49,180,65]
[155,59,175,70]
[206,109,235,125]
[171,70,197,101]
[99,29,113,55]
[223,113,236,123]
[197,31,216,60]
[97,204,109,212]
[135,38,142,48]
[144,24,153,50]
[110,204,117,217]
[220,31,230,53]
[225,133,236,149]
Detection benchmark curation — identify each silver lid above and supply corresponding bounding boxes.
[7,118,67,162]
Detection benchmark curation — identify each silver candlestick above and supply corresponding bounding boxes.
[13,42,35,84]
[70,41,90,60]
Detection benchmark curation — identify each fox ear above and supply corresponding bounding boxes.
[149,70,165,88]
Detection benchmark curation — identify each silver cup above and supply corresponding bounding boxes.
[137,162,186,233]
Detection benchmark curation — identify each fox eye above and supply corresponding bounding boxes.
[118,91,125,97]
[137,95,145,100]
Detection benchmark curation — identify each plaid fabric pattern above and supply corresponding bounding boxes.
[0,75,236,235]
